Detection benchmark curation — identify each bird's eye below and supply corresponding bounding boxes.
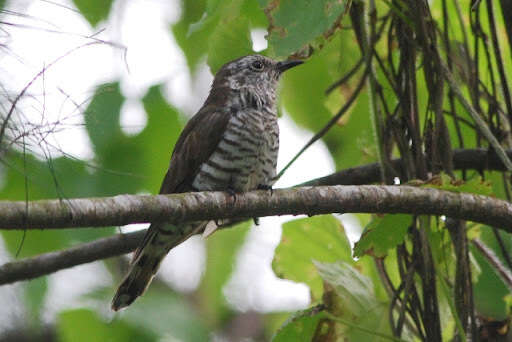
[250,60,264,71]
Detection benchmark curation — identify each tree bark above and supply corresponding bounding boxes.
[1,185,511,231]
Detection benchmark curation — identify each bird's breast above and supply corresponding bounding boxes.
[191,107,279,192]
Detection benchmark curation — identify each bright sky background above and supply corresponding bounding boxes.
[0,0,361,327]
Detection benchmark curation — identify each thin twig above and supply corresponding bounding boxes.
[441,62,512,171]
[275,67,370,181]
[472,238,512,290]
[325,57,364,95]
[0,41,104,148]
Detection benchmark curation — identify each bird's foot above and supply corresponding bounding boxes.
[257,184,273,195]
[253,217,260,226]
[226,186,237,204]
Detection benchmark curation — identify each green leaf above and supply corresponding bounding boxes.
[241,0,268,27]
[198,221,251,328]
[57,308,151,342]
[137,85,185,193]
[207,15,253,73]
[85,83,125,157]
[273,215,352,301]
[315,261,375,317]
[272,306,327,341]
[72,0,114,27]
[314,261,393,341]
[172,0,208,71]
[261,0,350,57]
[84,82,144,195]
[472,226,510,319]
[173,0,260,73]
[353,214,412,258]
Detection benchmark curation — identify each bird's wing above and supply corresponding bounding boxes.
[128,104,231,263]
[158,103,232,194]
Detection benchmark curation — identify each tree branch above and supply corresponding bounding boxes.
[1,147,512,284]
[0,230,144,285]
[303,148,512,186]
[2,185,512,231]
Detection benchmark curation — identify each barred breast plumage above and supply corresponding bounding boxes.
[192,105,278,192]
[112,55,302,311]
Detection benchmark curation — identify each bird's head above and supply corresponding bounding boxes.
[212,54,303,91]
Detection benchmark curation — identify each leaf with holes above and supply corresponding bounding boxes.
[260,0,351,57]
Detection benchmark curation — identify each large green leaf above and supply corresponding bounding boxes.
[137,85,185,193]
[172,0,209,72]
[315,260,393,341]
[207,16,253,73]
[84,82,143,195]
[173,0,263,73]
[353,214,412,258]
[84,83,185,196]
[72,0,114,27]
[315,261,375,317]
[190,0,255,73]
[260,0,351,58]
[273,215,352,301]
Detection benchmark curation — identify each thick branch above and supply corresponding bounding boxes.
[2,185,512,231]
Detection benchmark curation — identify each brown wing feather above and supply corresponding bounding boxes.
[130,102,231,262]
[158,103,231,194]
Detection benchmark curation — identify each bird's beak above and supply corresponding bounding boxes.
[277,60,303,73]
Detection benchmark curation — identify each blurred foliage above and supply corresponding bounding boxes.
[71,0,114,27]
[1,0,512,341]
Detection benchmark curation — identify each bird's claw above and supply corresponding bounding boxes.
[257,184,273,195]
[226,187,237,203]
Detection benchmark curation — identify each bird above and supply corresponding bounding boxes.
[111,54,303,311]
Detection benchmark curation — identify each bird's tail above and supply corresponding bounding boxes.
[111,222,206,311]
